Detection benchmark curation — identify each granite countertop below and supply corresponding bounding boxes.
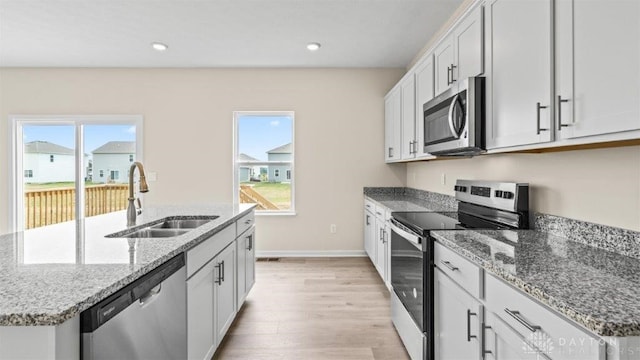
[431,229,640,337]
[0,203,255,326]
[365,193,457,212]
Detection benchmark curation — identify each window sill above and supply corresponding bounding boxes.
[255,211,297,217]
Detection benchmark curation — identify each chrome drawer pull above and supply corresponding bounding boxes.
[467,310,477,342]
[440,260,459,271]
[244,219,252,225]
[504,308,541,332]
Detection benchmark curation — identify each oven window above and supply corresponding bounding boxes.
[390,228,427,332]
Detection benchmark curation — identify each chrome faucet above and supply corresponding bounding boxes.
[127,162,149,226]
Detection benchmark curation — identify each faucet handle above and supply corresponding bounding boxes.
[135,198,142,215]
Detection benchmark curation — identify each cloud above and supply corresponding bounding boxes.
[270,120,280,127]
[125,126,136,134]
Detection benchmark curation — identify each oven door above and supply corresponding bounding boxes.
[390,220,428,333]
[423,87,467,153]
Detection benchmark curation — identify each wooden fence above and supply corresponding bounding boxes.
[24,184,129,229]
[239,184,279,210]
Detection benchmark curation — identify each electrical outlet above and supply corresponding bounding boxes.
[441,173,446,185]
[330,224,337,233]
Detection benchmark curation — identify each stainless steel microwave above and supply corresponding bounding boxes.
[423,76,485,156]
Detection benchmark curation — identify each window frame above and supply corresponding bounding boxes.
[8,115,143,232]
[232,111,295,216]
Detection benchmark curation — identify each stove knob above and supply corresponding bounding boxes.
[494,190,503,198]
[502,191,514,199]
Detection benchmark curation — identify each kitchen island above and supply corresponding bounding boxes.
[0,203,255,359]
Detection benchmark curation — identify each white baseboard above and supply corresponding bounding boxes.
[256,250,367,258]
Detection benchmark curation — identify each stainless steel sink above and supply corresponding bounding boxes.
[106,216,219,238]
[120,228,190,238]
[151,218,216,229]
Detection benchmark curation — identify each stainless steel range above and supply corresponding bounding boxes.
[389,180,529,360]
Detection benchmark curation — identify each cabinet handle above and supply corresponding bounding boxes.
[450,64,457,83]
[504,308,541,332]
[244,219,252,225]
[447,65,452,85]
[467,310,477,342]
[246,234,253,251]
[366,215,370,226]
[379,228,384,242]
[408,141,413,154]
[557,95,570,131]
[221,260,225,283]
[214,263,222,285]
[388,147,394,158]
[482,323,492,358]
[536,102,549,135]
[440,260,459,271]
[382,229,386,244]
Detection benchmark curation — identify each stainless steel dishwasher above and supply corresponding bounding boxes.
[81,253,187,360]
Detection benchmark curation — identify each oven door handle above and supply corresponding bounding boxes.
[390,221,422,249]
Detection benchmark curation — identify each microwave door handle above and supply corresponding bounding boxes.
[447,94,461,137]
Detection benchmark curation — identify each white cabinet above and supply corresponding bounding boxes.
[364,208,375,261]
[373,213,387,281]
[236,226,255,309]
[414,54,436,159]
[435,5,484,96]
[364,199,390,288]
[400,75,417,160]
[555,0,640,140]
[385,88,402,162]
[187,258,216,360]
[214,243,236,347]
[485,0,553,149]
[483,311,545,360]
[434,269,483,360]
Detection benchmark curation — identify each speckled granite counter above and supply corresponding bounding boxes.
[0,203,255,326]
[431,229,640,337]
[364,187,457,212]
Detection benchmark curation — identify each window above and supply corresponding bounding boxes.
[10,115,143,231]
[233,111,294,214]
[129,154,134,162]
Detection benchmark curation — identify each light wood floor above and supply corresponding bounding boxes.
[213,257,411,360]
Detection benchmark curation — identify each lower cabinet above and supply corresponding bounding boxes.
[214,243,237,346]
[236,226,256,308]
[364,209,375,260]
[187,257,217,360]
[364,200,391,288]
[434,268,483,360]
[484,311,544,360]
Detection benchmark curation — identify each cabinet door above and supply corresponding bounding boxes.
[364,210,375,261]
[384,222,391,288]
[236,234,247,309]
[214,243,237,347]
[384,89,402,162]
[556,0,640,139]
[187,260,216,360]
[434,35,455,95]
[455,5,484,82]
[415,54,435,158]
[485,0,553,149]
[401,75,417,160]
[434,270,482,360]
[374,218,386,279]
[484,311,544,360]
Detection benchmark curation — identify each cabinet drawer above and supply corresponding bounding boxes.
[374,204,387,221]
[434,242,483,299]
[364,198,375,212]
[485,274,605,360]
[236,211,255,237]
[187,224,235,278]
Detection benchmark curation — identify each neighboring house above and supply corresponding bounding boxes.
[92,141,135,184]
[266,143,292,183]
[238,153,262,182]
[23,141,80,183]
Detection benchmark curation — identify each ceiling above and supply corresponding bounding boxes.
[0,0,463,68]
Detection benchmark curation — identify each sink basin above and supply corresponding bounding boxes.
[120,228,190,238]
[151,218,216,229]
[106,215,219,238]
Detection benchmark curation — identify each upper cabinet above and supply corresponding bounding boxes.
[555,0,640,140]
[435,5,484,96]
[400,75,417,160]
[414,54,436,158]
[485,0,553,149]
[384,88,402,162]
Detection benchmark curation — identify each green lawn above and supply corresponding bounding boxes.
[242,182,291,209]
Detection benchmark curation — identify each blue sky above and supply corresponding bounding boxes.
[238,115,292,161]
[23,125,136,155]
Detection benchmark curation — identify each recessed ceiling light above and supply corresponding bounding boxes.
[306,42,321,51]
[151,42,168,51]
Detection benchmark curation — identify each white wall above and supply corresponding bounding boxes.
[0,68,407,253]
[407,146,640,231]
